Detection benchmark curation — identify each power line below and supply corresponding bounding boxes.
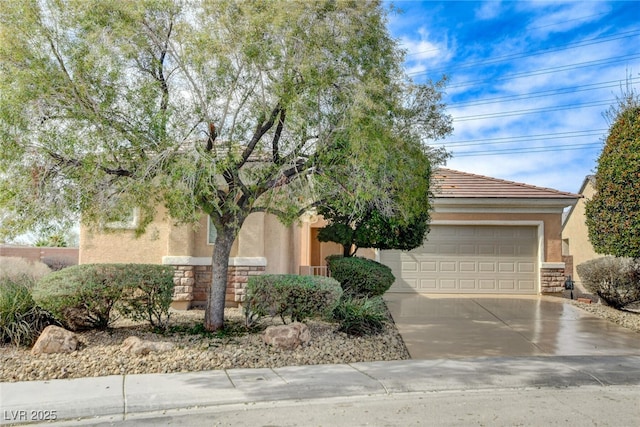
[452,142,602,157]
[447,54,640,89]
[454,99,614,121]
[444,129,607,145]
[449,78,640,107]
[526,11,610,31]
[443,130,606,148]
[407,29,640,78]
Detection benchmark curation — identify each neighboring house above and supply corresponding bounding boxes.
[561,175,602,287]
[79,168,579,309]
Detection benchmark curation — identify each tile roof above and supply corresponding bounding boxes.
[433,168,580,199]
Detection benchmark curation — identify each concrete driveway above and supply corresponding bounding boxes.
[384,294,640,359]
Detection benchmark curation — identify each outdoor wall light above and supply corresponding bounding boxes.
[564,275,575,299]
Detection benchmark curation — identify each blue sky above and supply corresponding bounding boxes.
[386,0,639,193]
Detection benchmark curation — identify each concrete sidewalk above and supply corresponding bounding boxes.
[2,356,640,425]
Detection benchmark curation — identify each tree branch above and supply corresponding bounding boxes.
[47,151,134,177]
[272,108,286,164]
[238,103,282,169]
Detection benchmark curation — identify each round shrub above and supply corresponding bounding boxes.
[33,264,125,330]
[326,255,395,297]
[0,276,56,346]
[244,274,343,325]
[577,257,640,309]
[332,295,387,336]
[34,264,175,331]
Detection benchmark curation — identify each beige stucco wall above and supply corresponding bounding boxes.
[561,180,601,283]
[430,211,564,263]
[79,206,171,264]
[80,200,569,279]
[80,208,299,273]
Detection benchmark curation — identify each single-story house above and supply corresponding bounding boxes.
[561,175,602,286]
[79,168,579,309]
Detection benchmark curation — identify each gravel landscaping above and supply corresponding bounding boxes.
[0,307,409,383]
[1,298,639,383]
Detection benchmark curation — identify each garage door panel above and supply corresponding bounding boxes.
[459,262,476,272]
[438,244,457,255]
[479,262,495,272]
[518,280,535,291]
[499,245,516,255]
[499,280,515,290]
[498,263,515,272]
[402,261,418,272]
[382,225,538,294]
[440,279,456,289]
[478,245,496,255]
[479,280,497,290]
[519,262,535,273]
[459,279,476,289]
[459,244,476,255]
[440,261,456,272]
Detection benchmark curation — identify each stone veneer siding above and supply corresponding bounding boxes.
[540,265,566,293]
[164,257,266,309]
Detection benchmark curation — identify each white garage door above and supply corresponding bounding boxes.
[381,225,538,294]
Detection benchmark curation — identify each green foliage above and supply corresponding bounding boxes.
[33,264,173,330]
[332,296,387,336]
[35,234,68,248]
[577,257,640,309]
[317,223,355,257]
[318,208,429,256]
[585,98,640,258]
[0,276,56,346]
[0,0,451,331]
[244,275,343,325]
[326,256,395,298]
[33,265,126,330]
[115,265,175,330]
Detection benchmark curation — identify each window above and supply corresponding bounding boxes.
[104,208,140,230]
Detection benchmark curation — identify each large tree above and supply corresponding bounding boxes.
[0,0,451,330]
[585,91,640,258]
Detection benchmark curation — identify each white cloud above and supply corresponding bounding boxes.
[475,1,503,20]
[520,1,612,39]
[400,27,453,79]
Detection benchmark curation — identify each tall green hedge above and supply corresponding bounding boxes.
[585,105,640,258]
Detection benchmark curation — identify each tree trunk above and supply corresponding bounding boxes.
[204,227,236,331]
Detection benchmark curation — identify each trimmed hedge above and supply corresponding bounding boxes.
[326,255,395,297]
[0,276,56,346]
[244,274,343,325]
[34,264,174,330]
[115,264,175,330]
[577,257,640,309]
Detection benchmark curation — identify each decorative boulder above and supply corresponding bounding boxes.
[31,325,79,356]
[121,336,175,355]
[262,322,311,350]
